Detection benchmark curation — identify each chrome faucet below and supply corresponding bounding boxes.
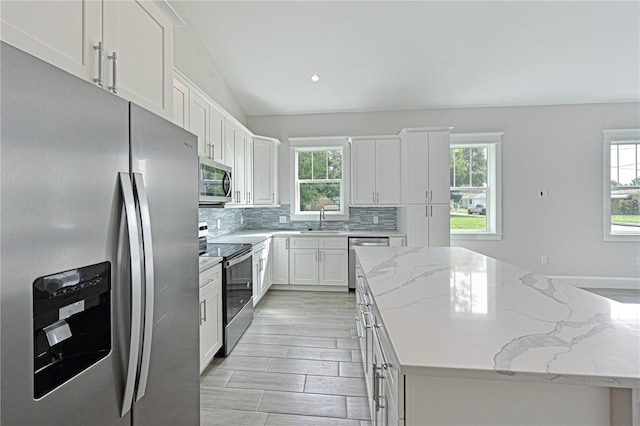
[319,207,326,230]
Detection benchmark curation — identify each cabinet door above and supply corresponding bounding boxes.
[271,237,289,284]
[252,250,263,306]
[319,250,348,286]
[351,140,377,205]
[427,131,451,204]
[223,119,235,167]
[233,131,246,204]
[209,107,225,163]
[375,139,402,205]
[261,239,272,292]
[172,78,189,129]
[245,137,254,205]
[253,140,275,205]
[289,249,318,285]
[404,133,429,204]
[1,0,102,86]
[103,0,173,119]
[188,90,209,157]
[200,283,221,373]
[404,205,429,248]
[428,203,451,247]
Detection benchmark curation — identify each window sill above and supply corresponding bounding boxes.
[289,213,350,222]
[604,233,640,242]
[451,232,503,241]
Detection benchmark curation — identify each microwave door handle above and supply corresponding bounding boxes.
[133,173,154,402]
[118,172,143,417]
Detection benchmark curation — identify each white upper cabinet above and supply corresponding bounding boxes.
[188,90,210,157]
[245,136,254,205]
[2,0,174,119]
[403,130,451,205]
[172,78,189,129]
[1,0,102,86]
[351,138,402,206]
[102,0,173,119]
[209,107,225,163]
[253,138,279,205]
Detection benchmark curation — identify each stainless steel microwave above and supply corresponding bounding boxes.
[199,158,232,204]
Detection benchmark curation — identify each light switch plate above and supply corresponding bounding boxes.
[373,216,379,224]
[279,216,287,224]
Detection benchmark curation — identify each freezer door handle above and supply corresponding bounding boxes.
[133,172,154,402]
[118,172,143,417]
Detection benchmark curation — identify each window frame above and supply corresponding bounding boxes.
[288,137,350,222]
[602,129,640,242]
[449,132,503,241]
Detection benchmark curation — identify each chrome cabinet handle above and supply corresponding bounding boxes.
[93,42,104,87]
[118,172,143,417]
[108,51,118,93]
[285,239,289,250]
[376,192,380,203]
[199,300,205,325]
[430,190,433,201]
[375,370,385,411]
[372,192,375,203]
[133,173,154,402]
[425,190,428,202]
[248,192,251,204]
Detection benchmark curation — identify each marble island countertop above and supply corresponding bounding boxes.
[355,246,640,388]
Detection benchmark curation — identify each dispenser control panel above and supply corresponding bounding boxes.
[33,261,111,399]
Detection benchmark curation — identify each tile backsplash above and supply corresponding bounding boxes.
[198,204,397,239]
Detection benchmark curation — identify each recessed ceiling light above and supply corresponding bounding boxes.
[310,74,320,82]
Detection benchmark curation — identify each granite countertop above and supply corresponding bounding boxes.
[355,246,640,387]
[211,229,406,245]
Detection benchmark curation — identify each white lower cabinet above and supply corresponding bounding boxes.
[199,263,222,373]
[252,239,271,306]
[270,237,289,284]
[288,237,348,287]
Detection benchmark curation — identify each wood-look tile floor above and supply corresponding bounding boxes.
[200,290,371,426]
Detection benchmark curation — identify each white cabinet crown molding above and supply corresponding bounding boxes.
[288,136,349,147]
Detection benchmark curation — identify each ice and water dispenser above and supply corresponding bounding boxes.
[33,261,111,398]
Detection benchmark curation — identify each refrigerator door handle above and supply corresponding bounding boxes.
[133,172,155,402]
[118,172,143,417]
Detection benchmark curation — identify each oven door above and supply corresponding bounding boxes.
[224,250,253,324]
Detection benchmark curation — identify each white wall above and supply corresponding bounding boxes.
[248,102,640,279]
[171,4,247,125]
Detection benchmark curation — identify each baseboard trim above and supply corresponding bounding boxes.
[550,275,640,290]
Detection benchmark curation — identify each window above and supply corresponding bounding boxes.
[603,129,640,241]
[289,137,350,220]
[449,133,503,240]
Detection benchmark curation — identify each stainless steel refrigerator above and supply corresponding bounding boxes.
[1,42,200,425]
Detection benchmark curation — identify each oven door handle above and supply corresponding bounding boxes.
[225,250,253,268]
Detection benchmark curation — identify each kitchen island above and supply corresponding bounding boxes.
[354,246,640,426]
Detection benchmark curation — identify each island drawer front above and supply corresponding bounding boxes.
[289,237,318,249]
[373,322,402,420]
[318,237,347,249]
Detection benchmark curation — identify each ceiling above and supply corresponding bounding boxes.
[172,1,640,117]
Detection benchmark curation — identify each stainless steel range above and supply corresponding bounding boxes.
[201,242,253,356]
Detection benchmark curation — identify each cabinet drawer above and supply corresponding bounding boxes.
[319,237,347,249]
[289,237,317,249]
[200,263,221,289]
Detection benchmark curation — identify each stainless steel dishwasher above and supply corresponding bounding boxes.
[348,237,389,290]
